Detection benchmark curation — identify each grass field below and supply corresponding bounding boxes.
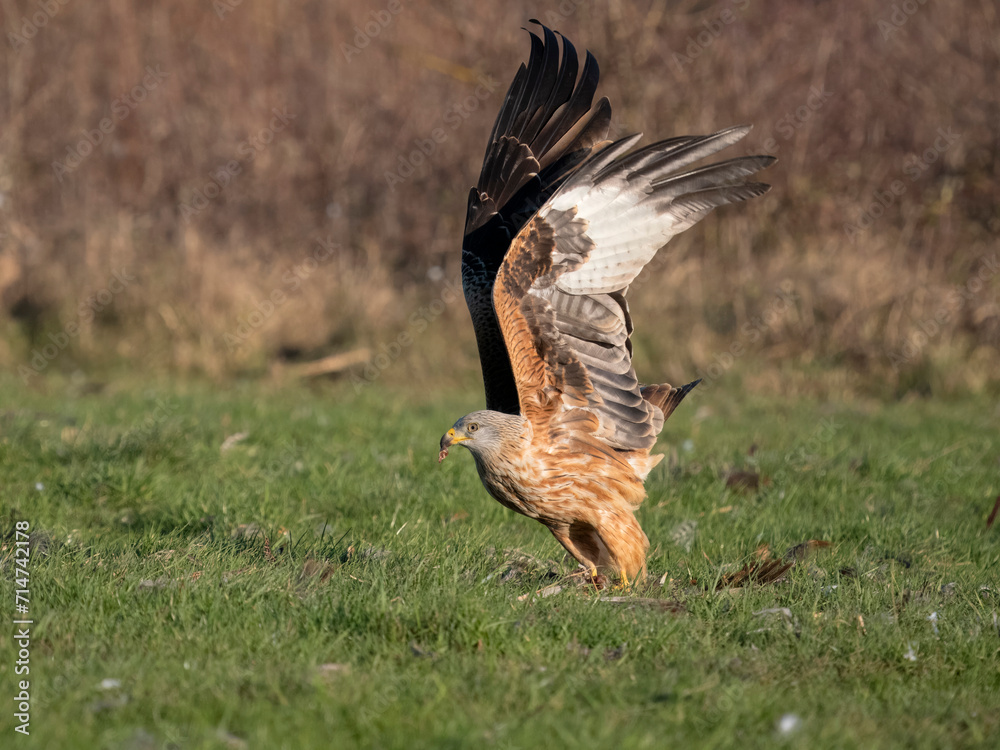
[1,375,998,748]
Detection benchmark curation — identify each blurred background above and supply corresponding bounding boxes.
[1,0,997,397]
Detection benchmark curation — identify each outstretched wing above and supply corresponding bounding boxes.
[493,127,775,451]
[462,21,612,415]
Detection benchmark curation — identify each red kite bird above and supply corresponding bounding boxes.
[439,21,773,584]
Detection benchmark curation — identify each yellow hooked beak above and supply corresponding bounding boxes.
[438,427,470,463]
[440,427,471,449]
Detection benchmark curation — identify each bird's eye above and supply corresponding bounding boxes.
[468,423,479,433]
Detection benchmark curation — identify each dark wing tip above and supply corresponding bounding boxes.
[643,379,701,422]
[744,181,773,196]
[680,378,701,394]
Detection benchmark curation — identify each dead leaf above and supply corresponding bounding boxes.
[717,557,793,590]
[263,533,277,564]
[716,538,832,591]
[517,584,564,601]
[409,642,436,658]
[784,539,832,561]
[754,607,793,619]
[220,432,249,453]
[299,559,337,585]
[231,523,262,540]
[216,729,247,750]
[725,470,771,493]
[316,663,349,677]
[137,577,172,591]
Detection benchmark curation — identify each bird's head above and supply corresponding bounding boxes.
[438,410,522,463]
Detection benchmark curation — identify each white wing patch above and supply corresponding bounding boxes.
[544,128,772,296]
[498,127,773,452]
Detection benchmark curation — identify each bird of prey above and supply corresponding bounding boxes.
[439,21,773,585]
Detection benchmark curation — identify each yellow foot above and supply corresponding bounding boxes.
[608,570,632,592]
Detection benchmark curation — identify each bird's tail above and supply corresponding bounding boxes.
[640,379,701,422]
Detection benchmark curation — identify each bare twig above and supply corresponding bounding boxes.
[272,349,371,380]
[987,495,1000,529]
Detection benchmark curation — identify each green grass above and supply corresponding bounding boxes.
[1,375,998,749]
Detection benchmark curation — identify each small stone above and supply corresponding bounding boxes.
[777,713,802,735]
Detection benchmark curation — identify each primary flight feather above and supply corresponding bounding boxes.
[440,21,774,584]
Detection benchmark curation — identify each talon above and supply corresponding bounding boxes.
[588,567,607,590]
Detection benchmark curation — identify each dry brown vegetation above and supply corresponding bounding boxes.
[1,0,997,395]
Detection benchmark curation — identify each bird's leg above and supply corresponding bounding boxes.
[608,567,633,592]
[547,524,605,588]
